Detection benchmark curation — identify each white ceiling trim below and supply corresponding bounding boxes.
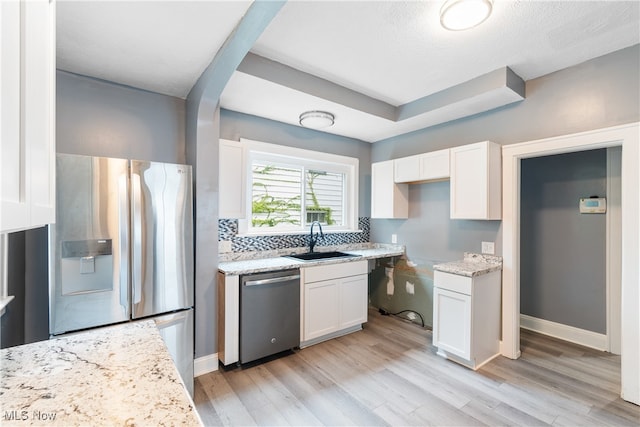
[223,56,525,142]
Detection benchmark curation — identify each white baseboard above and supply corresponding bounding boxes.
[520,314,607,351]
[194,353,219,377]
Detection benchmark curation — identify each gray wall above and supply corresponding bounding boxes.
[56,70,186,163]
[369,45,639,325]
[369,181,500,326]
[0,227,50,348]
[220,109,372,217]
[520,150,607,333]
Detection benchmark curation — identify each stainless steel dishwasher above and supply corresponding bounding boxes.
[240,269,300,364]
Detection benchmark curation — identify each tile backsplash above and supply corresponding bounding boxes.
[219,218,370,253]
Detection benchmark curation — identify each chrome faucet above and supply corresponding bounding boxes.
[309,221,324,253]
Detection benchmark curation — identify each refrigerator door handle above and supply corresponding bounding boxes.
[118,173,129,312]
[131,172,143,305]
[154,310,188,328]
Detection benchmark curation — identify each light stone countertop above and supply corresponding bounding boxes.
[218,243,405,275]
[433,252,503,277]
[0,320,202,426]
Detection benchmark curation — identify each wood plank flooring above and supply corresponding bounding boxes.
[194,308,639,426]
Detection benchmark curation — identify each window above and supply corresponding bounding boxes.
[239,139,358,235]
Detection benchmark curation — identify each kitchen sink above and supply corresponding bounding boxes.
[284,251,360,261]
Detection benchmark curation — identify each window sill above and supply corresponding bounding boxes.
[236,229,363,238]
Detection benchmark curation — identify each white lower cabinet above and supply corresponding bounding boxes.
[433,287,472,359]
[339,274,369,329]
[217,272,240,367]
[302,260,368,346]
[433,270,501,370]
[304,279,341,341]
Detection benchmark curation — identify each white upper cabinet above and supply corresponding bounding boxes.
[371,160,408,219]
[450,141,501,220]
[394,149,450,183]
[219,139,246,219]
[1,0,56,233]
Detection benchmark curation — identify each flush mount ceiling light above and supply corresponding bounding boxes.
[299,110,335,129]
[440,0,493,31]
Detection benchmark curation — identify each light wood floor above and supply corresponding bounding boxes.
[194,308,639,426]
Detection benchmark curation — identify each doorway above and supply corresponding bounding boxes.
[519,148,621,354]
[501,122,639,405]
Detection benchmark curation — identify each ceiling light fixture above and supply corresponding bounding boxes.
[299,110,335,129]
[440,0,493,31]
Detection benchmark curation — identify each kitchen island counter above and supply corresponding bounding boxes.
[0,320,202,426]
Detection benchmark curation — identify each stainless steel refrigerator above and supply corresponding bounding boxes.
[49,153,194,395]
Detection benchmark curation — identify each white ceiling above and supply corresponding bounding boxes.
[57,1,640,143]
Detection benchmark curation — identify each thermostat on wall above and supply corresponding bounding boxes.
[580,197,606,214]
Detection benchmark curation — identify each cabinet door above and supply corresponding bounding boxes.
[371,160,408,219]
[394,149,450,184]
[304,279,340,341]
[24,0,56,227]
[393,154,421,183]
[1,0,26,231]
[420,149,450,181]
[433,287,471,360]
[339,274,368,329]
[1,0,55,232]
[219,139,246,219]
[450,141,501,220]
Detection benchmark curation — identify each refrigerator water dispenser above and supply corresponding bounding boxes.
[60,239,113,295]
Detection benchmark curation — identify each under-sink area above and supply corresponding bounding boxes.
[284,251,361,261]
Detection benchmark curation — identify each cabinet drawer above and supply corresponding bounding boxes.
[303,260,367,283]
[434,270,472,295]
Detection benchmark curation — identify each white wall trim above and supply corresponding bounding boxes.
[606,147,622,355]
[194,353,219,377]
[501,122,640,405]
[520,314,607,351]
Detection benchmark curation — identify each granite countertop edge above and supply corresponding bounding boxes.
[0,320,203,426]
[218,243,405,275]
[433,252,503,278]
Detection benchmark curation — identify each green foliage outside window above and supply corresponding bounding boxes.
[251,166,334,227]
[306,170,334,225]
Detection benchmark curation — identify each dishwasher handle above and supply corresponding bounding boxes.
[244,274,300,287]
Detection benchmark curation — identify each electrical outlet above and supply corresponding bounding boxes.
[407,312,417,320]
[391,234,397,244]
[405,281,415,295]
[481,241,495,255]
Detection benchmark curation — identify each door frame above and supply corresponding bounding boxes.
[501,122,639,404]
[606,147,622,355]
